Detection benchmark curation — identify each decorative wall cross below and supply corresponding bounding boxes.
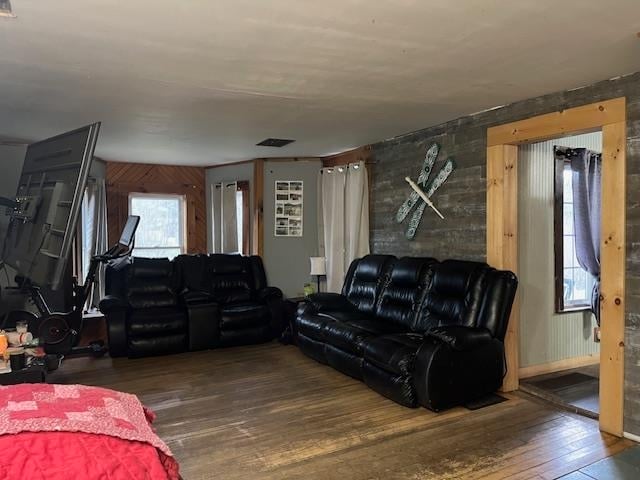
[396,143,455,240]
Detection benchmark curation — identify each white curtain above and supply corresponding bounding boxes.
[345,163,370,264]
[320,162,370,292]
[82,178,108,310]
[321,167,346,292]
[213,182,239,254]
[212,184,222,253]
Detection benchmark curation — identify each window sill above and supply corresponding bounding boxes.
[556,306,592,314]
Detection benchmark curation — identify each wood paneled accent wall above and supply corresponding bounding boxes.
[106,162,207,253]
[368,73,640,436]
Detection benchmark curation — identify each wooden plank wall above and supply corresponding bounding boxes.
[106,162,207,253]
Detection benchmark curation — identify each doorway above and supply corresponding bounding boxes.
[516,132,603,418]
[486,98,627,436]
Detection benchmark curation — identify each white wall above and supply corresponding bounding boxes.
[518,132,601,368]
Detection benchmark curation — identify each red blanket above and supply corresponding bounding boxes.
[0,384,179,480]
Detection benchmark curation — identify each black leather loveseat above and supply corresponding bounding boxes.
[99,254,284,358]
[295,255,517,411]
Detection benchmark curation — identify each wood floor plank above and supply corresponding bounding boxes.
[49,343,632,480]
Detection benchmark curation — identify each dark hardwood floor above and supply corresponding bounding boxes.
[49,344,631,480]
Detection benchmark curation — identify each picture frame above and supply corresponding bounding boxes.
[274,180,303,237]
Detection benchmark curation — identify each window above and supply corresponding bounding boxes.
[554,154,596,312]
[129,193,186,259]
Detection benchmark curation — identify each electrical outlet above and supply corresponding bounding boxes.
[594,326,601,343]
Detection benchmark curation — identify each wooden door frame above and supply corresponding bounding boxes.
[486,97,627,436]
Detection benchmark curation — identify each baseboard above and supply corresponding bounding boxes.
[624,432,640,443]
[519,354,600,379]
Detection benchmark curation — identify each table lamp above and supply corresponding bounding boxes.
[309,257,326,293]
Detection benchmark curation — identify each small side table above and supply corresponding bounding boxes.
[280,296,307,345]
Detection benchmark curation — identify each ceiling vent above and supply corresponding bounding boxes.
[256,138,295,148]
[0,0,15,18]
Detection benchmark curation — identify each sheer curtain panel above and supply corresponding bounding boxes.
[221,182,238,253]
[320,162,370,292]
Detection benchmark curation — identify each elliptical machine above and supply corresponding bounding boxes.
[4,215,140,357]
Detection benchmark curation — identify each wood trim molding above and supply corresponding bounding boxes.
[205,159,255,169]
[252,159,264,257]
[487,98,625,147]
[487,144,519,392]
[519,354,600,379]
[486,97,626,437]
[238,181,251,255]
[599,119,627,436]
[322,145,373,167]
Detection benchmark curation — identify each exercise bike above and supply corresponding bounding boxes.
[3,216,140,358]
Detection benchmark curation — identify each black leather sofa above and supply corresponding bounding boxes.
[295,255,517,411]
[99,254,284,358]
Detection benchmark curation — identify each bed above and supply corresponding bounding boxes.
[0,383,180,480]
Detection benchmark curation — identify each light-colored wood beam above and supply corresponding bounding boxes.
[599,119,627,437]
[252,159,264,257]
[487,144,519,392]
[487,97,627,436]
[487,98,625,147]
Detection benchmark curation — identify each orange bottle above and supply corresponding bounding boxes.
[0,333,8,359]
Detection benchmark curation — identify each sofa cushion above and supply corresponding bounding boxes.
[219,325,272,346]
[325,344,364,380]
[374,257,436,330]
[413,260,490,332]
[128,333,187,358]
[297,314,333,341]
[323,318,403,355]
[342,255,395,314]
[126,257,178,309]
[362,333,424,375]
[220,302,269,330]
[207,254,255,303]
[362,360,418,408]
[128,307,187,336]
[296,309,372,342]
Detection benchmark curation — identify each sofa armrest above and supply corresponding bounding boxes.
[258,286,284,302]
[256,287,285,336]
[426,325,494,351]
[414,330,504,411]
[99,296,129,358]
[99,295,129,314]
[306,293,355,313]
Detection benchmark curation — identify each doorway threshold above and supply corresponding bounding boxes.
[520,366,600,420]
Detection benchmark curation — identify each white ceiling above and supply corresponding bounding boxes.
[0,1,639,166]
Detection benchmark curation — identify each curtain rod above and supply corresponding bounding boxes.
[554,146,602,157]
[320,162,363,174]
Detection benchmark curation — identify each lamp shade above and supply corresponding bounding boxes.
[310,256,326,276]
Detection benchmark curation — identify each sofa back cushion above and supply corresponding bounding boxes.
[248,256,268,292]
[375,257,437,329]
[126,257,178,309]
[207,254,255,303]
[342,255,395,314]
[174,254,210,292]
[478,269,518,340]
[413,260,489,332]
